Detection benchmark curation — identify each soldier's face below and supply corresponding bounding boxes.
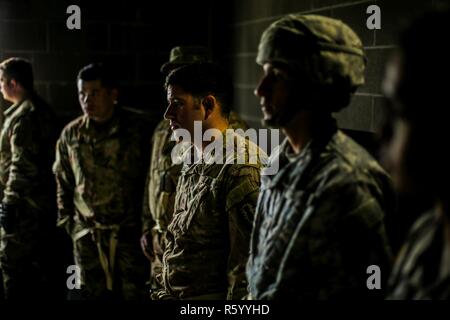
[254,63,293,127]
[386,118,413,192]
[0,71,15,103]
[165,84,204,141]
[77,79,117,123]
[382,55,421,194]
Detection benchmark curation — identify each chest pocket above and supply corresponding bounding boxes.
[169,173,223,237]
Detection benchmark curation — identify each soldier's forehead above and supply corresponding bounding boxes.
[78,79,104,90]
[167,84,189,98]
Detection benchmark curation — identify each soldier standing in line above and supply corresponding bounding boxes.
[383,10,450,300]
[151,62,266,300]
[53,63,151,300]
[0,57,58,299]
[140,46,248,292]
[246,14,395,299]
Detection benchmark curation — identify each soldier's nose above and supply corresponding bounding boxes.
[164,104,175,120]
[255,77,267,98]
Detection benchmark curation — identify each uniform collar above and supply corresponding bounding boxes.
[261,117,338,189]
[79,107,121,141]
[3,99,26,117]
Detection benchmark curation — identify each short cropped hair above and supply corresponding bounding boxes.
[165,62,234,116]
[0,57,34,91]
[77,63,117,89]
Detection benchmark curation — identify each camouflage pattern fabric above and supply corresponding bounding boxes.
[0,95,57,299]
[257,14,366,89]
[151,130,266,300]
[246,119,394,299]
[143,112,248,290]
[387,211,450,299]
[53,107,150,299]
[160,46,212,74]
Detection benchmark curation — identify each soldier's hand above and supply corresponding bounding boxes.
[140,231,154,261]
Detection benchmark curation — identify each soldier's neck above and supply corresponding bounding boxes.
[199,119,229,151]
[283,111,333,154]
[9,89,30,105]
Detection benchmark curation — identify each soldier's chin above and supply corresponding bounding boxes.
[261,113,284,128]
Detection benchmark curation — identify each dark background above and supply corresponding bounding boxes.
[1,0,448,133]
[0,0,449,301]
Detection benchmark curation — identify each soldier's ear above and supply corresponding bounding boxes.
[201,95,216,120]
[9,79,19,90]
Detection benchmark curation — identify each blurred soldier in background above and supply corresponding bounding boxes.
[0,57,58,299]
[53,63,150,300]
[383,9,450,300]
[246,14,394,299]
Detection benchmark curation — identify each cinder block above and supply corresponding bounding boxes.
[231,55,259,87]
[48,82,80,118]
[119,84,165,112]
[136,52,168,83]
[234,87,260,119]
[82,53,137,82]
[331,1,377,47]
[0,21,46,51]
[376,0,432,45]
[360,48,395,94]
[335,94,373,132]
[0,0,32,20]
[34,53,86,81]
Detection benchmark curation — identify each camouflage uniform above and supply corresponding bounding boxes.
[387,211,450,299]
[151,130,266,299]
[53,107,150,299]
[246,15,394,299]
[246,122,394,299]
[143,112,248,290]
[0,95,57,299]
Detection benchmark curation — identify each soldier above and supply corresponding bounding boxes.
[0,57,57,299]
[151,62,266,300]
[140,46,248,292]
[246,14,394,299]
[383,10,450,299]
[53,63,150,300]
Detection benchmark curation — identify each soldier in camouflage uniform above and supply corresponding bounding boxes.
[141,46,248,291]
[383,10,450,300]
[0,57,57,299]
[150,62,266,300]
[246,14,394,299]
[53,63,150,300]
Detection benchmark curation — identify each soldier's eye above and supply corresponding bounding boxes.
[172,100,182,108]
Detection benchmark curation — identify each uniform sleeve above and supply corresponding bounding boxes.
[224,165,261,299]
[141,122,157,234]
[141,166,155,234]
[3,115,40,204]
[52,132,75,232]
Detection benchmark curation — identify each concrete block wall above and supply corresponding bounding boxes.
[1,0,448,133]
[0,0,212,126]
[225,0,448,132]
